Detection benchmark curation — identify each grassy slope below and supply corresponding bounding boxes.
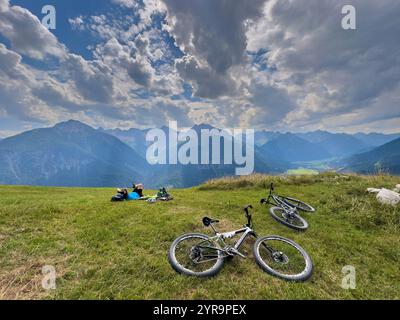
[0,173,399,300]
[286,168,319,175]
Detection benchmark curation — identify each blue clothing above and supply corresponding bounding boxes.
[127,191,140,200]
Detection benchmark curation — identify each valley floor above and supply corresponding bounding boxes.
[0,173,399,299]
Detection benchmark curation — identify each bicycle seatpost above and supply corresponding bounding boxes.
[210,223,218,234]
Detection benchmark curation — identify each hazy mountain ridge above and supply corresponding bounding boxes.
[0,120,398,188]
[259,133,331,162]
[142,123,290,188]
[353,132,400,147]
[342,137,400,174]
[294,130,393,157]
[0,120,148,187]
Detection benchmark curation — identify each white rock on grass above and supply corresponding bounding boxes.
[394,184,400,193]
[376,188,400,206]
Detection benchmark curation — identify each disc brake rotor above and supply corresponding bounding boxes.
[189,246,201,262]
[272,251,289,264]
[283,210,297,221]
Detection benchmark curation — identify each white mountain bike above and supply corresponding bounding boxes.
[168,205,313,281]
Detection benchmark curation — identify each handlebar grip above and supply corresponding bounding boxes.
[244,205,253,215]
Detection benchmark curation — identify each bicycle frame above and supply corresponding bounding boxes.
[262,186,298,213]
[195,224,275,261]
[216,226,254,250]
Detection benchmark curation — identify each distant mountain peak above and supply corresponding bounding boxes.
[0,120,148,187]
[53,120,94,133]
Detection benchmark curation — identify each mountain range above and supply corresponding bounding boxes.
[342,137,400,174]
[0,120,398,188]
[0,121,148,187]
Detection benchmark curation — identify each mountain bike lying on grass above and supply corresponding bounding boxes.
[260,183,315,231]
[168,205,313,281]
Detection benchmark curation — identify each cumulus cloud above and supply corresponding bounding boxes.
[0,43,31,80]
[0,43,85,123]
[164,0,266,99]
[94,37,153,87]
[247,0,400,130]
[0,0,9,12]
[1,0,400,133]
[0,0,65,59]
[63,54,115,103]
[175,55,237,98]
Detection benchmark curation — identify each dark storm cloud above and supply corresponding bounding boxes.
[248,0,400,129]
[164,0,267,98]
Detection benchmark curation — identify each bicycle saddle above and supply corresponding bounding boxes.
[202,217,219,226]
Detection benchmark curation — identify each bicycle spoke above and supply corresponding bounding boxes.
[286,214,304,227]
[257,238,307,276]
[279,209,305,227]
[174,237,221,273]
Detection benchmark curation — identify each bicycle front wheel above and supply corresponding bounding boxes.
[253,236,313,281]
[168,233,225,277]
[269,206,309,231]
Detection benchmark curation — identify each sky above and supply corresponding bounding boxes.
[0,0,399,137]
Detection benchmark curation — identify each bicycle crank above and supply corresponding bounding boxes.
[225,246,246,259]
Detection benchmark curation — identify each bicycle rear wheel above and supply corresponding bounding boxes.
[282,196,315,212]
[269,206,309,231]
[168,233,225,277]
[254,235,313,281]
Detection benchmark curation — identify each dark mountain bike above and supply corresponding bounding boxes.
[260,183,315,231]
[168,205,313,281]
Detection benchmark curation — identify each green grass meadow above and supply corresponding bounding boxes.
[0,173,399,299]
[286,168,319,175]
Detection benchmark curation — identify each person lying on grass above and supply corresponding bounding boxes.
[111,184,173,202]
[117,183,144,200]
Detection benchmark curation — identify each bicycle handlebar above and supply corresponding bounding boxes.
[244,204,253,212]
[244,205,253,227]
[260,183,274,204]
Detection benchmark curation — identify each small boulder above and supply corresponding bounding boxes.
[376,188,400,206]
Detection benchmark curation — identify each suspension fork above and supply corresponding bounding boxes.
[252,231,276,255]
